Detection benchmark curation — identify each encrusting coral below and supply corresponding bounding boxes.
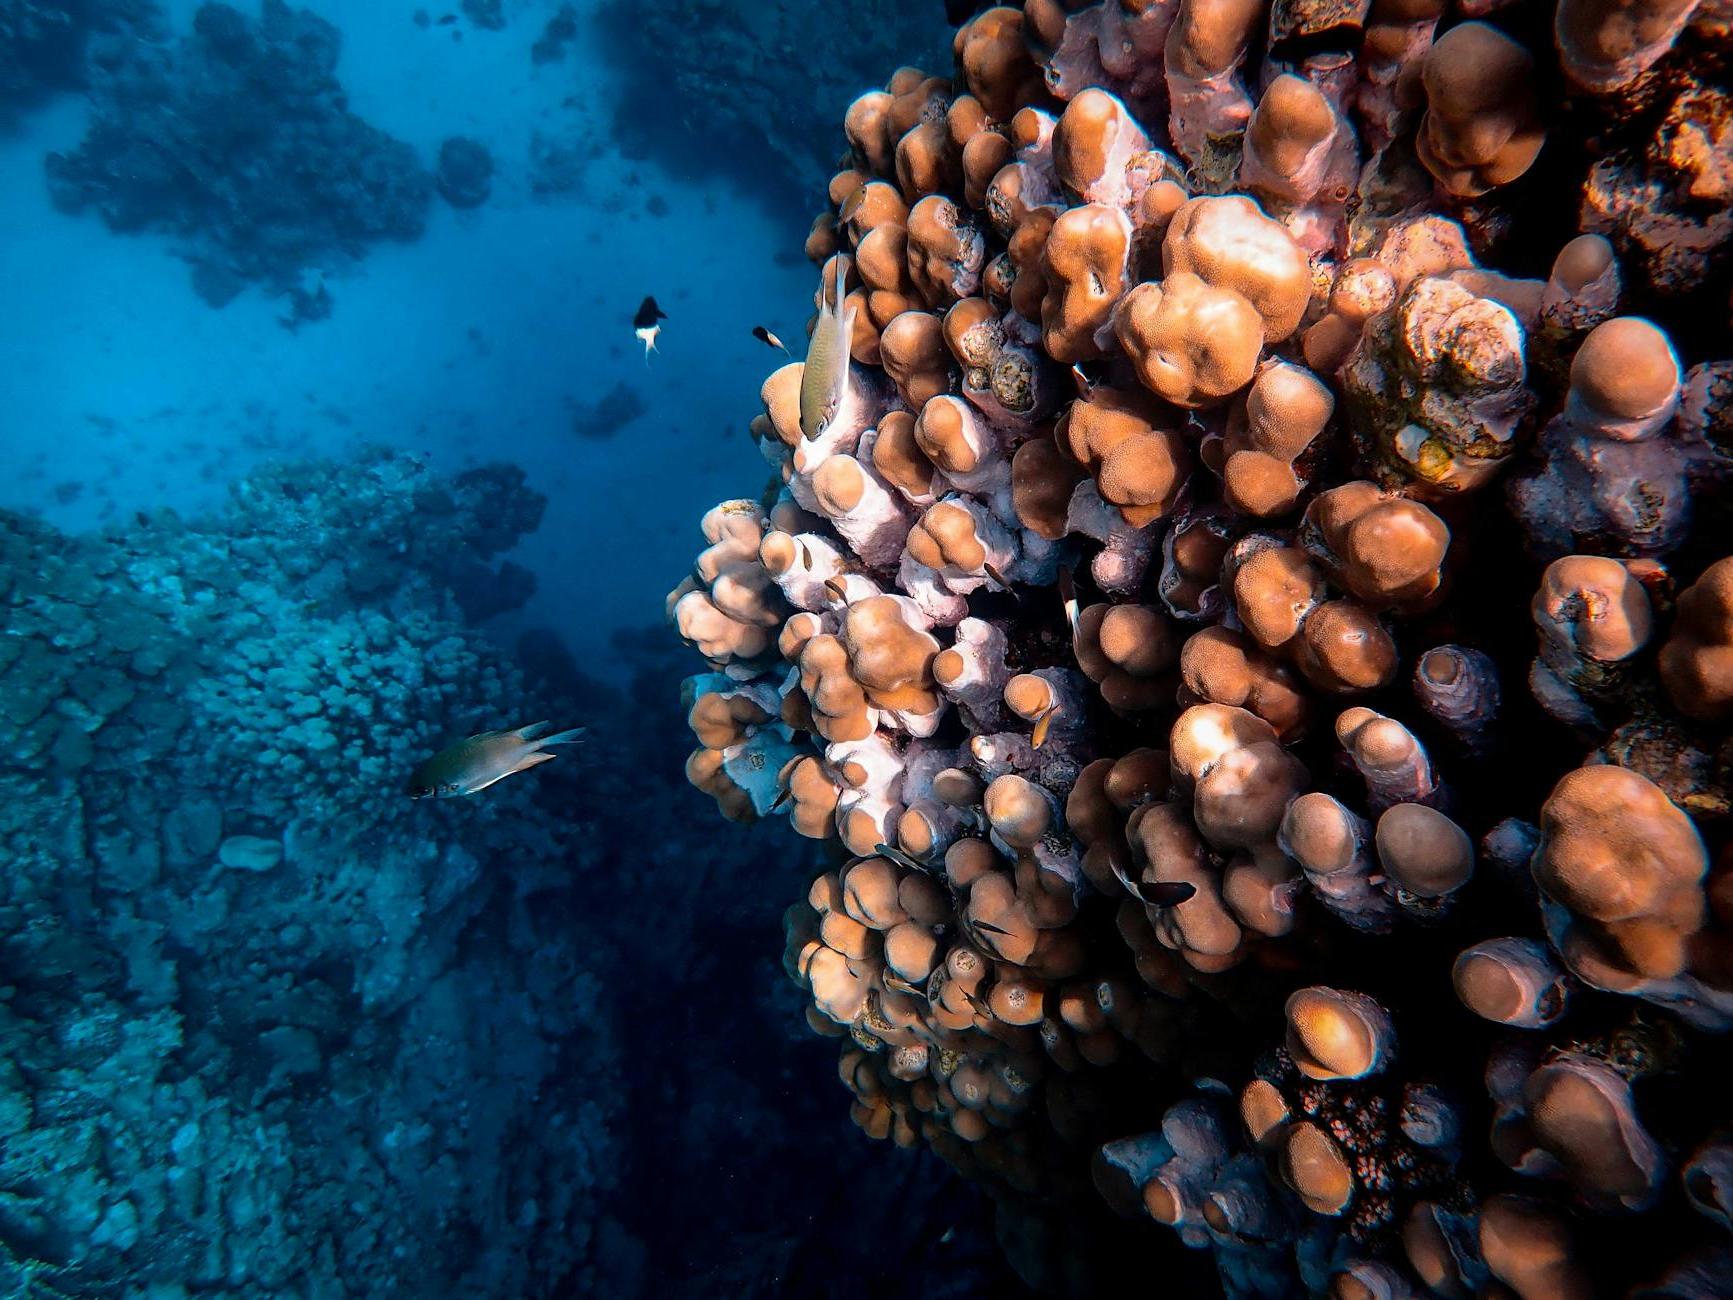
[671,2,1733,1294]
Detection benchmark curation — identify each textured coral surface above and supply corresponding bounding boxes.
[672,1,1733,1294]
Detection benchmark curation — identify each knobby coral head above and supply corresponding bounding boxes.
[669,2,1732,1294]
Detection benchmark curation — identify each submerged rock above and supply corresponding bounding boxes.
[436,134,495,208]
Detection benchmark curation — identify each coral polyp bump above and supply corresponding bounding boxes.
[671,2,1732,1294]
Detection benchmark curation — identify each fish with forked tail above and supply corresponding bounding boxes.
[633,296,667,362]
[752,325,789,354]
[799,258,856,440]
[408,721,584,798]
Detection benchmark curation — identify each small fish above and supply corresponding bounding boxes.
[872,843,926,873]
[752,325,790,354]
[1128,879,1198,907]
[983,561,1010,590]
[633,296,667,362]
[883,971,926,998]
[960,985,993,1017]
[1070,363,1093,397]
[824,577,851,605]
[408,721,584,799]
[799,257,857,441]
[798,540,814,569]
[768,783,795,812]
[972,918,1014,937]
[1057,563,1081,638]
[1031,703,1059,750]
[436,12,456,23]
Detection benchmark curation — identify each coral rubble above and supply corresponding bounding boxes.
[670,2,1733,1295]
[0,450,630,1294]
[44,1,432,310]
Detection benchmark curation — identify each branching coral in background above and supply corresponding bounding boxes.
[669,1,1733,1294]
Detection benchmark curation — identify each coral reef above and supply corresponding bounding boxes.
[461,0,503,31]
[0,0,159,109]
[0,450,632,1295]
[578,626,1039,1299]
[44,1,432,310]
[568,380,648,440]
[670,2,1733,1295]
[592,0,953,209]
[531,4,577,66]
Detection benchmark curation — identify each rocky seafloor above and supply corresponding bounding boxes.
[0,448,1028,1297]
[0,452,633,1295]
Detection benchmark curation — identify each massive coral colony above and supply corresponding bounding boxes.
[670,1,1733,1294]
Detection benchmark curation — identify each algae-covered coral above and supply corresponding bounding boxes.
[0,451,631,1295]
[671,1,1733,1294]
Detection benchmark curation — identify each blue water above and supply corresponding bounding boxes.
[0,2,1007,1295]
[1,0,809,682]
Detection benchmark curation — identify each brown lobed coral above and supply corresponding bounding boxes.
[668,2,1733,1295]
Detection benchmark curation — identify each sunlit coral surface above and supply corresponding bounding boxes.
[672,1,1733,1294]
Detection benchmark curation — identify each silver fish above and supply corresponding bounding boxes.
[753,325,790,354]
[408,721,584,798]
[799,257,857,441]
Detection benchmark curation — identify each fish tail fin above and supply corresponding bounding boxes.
[537,727,586,747]
[515,720,552,740]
